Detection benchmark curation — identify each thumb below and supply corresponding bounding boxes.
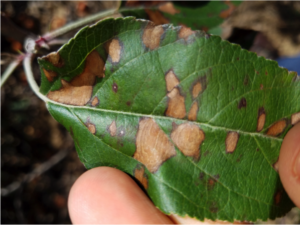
[278,122,300,208]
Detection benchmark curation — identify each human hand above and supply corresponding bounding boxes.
[68,122,300,224]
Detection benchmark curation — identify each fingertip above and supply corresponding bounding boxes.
[68,167,173,224]
[279,122,300,208]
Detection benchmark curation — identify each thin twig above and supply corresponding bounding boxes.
[1,149,70,197]
[1,58,22,88]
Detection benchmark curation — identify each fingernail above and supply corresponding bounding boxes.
[293,150,300,179]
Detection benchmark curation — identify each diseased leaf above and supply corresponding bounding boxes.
[38,17,300,222]
[121,1,242,35]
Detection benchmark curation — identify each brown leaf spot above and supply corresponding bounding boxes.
[266,119,287,136]
[171,123,205,159]
[188,101,198,121]
[209,203,219,213]
[47,50,105,106]
[219,1,236,19]
[255,70,259,75]
[165,70,179,92]
[105,39,122,63]
[142,23,164,50]
[86,122,96,134]
[134,166,148,189]
[199,172,205,180]
[260,84,264,90]
[238,97,247,109]
[126,101,131,106]
[112,83,118,93]
[158,2,180,15]
[91,96,99,107]
[208,178,215,189]
[226,132,239,153]
[166,88,186,119]
[274,190,282,205]
[291,112,300,125]
[109,121,117,137]
[134,118,176,173]
[145,9,169,25]
[265,71,268,75]
[178,25,195,40]
[42,51,64,67]
[257,107,266,132]
[192,81,202,98]
[43,68,57,82]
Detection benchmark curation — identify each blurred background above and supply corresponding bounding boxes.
[1,1,300,224]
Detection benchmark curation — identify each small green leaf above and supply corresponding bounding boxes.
[38,17,300,222]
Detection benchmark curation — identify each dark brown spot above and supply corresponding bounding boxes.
[237,57,239,60]
[134,118,176,173]
[265,71,268,75]
[266,119,287,136]
[134,165,148,189]
[112,83,118,93]
[238,97,247,109]
[199,172,205,180]
[126,101,131,106]
[274,190,282,205]
[208,178,215,189]
[203,151,210,157]
[256,148,259,151]
[260,84,264,90]
[255,70,259,75]
[213,174,220,180]
[226,132,239,153]
[171,123,205,160]
[47,50,105,106]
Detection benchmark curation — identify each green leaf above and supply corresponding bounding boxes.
[121,1,242,35]
[38,17,300,222]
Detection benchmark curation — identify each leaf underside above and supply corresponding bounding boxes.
[38,17,300,222]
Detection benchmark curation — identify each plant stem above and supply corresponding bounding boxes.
[43,8,118,41]
[23,54,49,103]
[1,59,21,88]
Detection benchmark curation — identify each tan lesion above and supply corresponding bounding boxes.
[42,52,64,67]
[226,132,239,153]
[192,81,202,99]
[257,107,266,132]
[91,97,99,107]
[188,102,198,121]
[166,88,186,119]
[165,70,179,92]
[108,121,117,137]
[105,39,122,63]
[171,123,205,159]
[134,118,176,173]
[142,23,164,50]
[178,25,195,40]
[47,50,105,106]
[134,166,148,189]
[266,119,287,136]
[86,122,96,134]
